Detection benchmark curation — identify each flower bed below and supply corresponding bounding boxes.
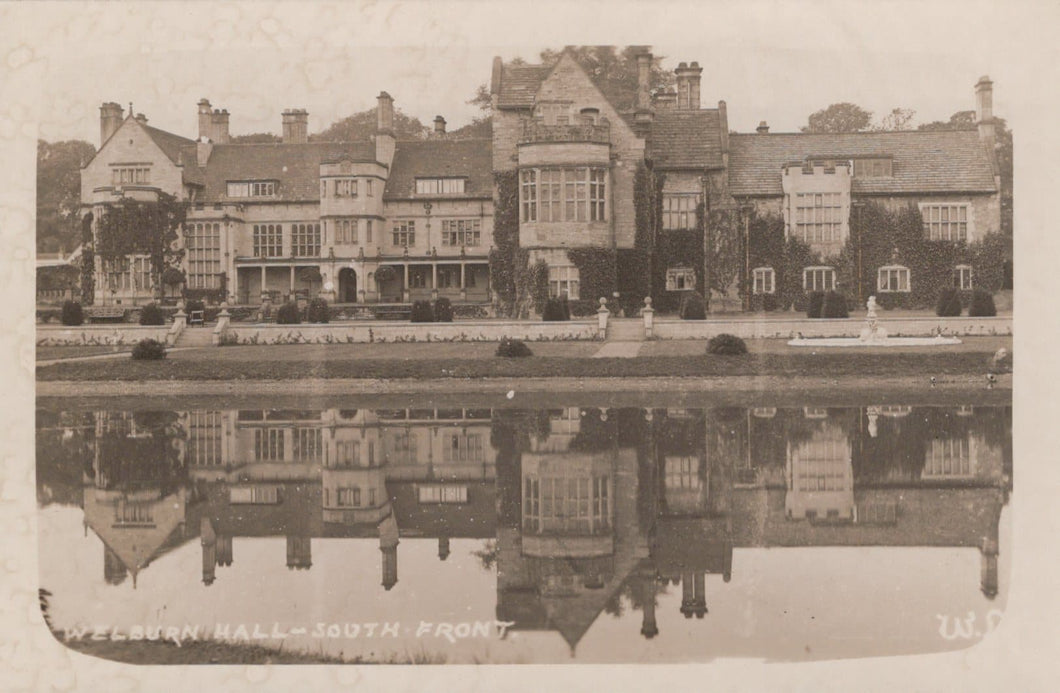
[652,316,1012,340]
[219,320,601,345]
[36,325,172,346]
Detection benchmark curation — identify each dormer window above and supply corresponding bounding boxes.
[415,178,465,195]
[853,158,893,177]
[227,180,277,198]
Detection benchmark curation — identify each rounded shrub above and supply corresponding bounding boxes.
[61,300,83,326]
[679,292,707,320]
[306,297,330,323]
[276,301,302,325]
[410,300,435,323]
[707,333,748,355]
[806,291,825,318]
[496,338,533,358]
[968,289,997,317]
[821,291,849,318]
[433,297,454,323]
[139,303,165,325]
[542,297,571,321]
[935,287,963,317]
[131,338,167,360]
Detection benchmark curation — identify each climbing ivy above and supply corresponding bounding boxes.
[95,192,186,300]
[567,247,616,312]
[489,170,520,315]
[79,212,94,305]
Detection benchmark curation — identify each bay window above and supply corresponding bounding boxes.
[520,167,608,223]
[186,222,221,289]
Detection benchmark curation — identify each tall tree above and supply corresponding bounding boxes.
[311,107,429,142]
[37,139,96,253]
[873,107,916,131]
[917,110,976,131]
[801,103,873,133]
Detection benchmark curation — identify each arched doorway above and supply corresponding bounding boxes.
[338,268,357,303]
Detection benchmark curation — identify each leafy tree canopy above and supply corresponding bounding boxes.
[230,132,282,143]
[95,192,186,299]
[873,107,916,132]
[311,107,429,142]
[802,103,873,133]
[37,139,95,253]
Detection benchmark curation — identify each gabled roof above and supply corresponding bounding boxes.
[729,130,997,196]
[495,64,552,109]
[182,141,376,202]
[140,122,195,165]
[383,138,493,199]
[651,110,725,169]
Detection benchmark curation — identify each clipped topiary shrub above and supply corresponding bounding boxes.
[542,297,571,321]
[935,287,963,317]
[276,301,302,325]
[61,300,83,326]
[806,291,825,318]
[679,292,707,320]
[433,297,454,322]
[496,338,533,358]
[707,333,748,355]
[139,303,165,325]
[821,291,849,318]
[968,288,997,317]
[131,338,167,360]
[410,300,435,323]
[306,297,330,323]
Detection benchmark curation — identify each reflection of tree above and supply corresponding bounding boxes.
[94,411,187,494]
[36,411,95,506]
[569,409,618,452]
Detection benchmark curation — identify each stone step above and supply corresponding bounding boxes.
[607,319,645,342]
[174,326,216,348]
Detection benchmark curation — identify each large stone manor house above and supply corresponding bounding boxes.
[79,49,1003,312]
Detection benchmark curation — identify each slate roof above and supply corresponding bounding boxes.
[383,138,493,199]
[728,130,997,196]
[141,122,195,165]
[181,141,376,202]
[651,109,725,169]
[495,64,552,109]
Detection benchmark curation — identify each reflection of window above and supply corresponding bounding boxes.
[803,407,829,419]
[418,484,468,503]
[335,440,361,467]
[665,456,701,489]
[921,203,968,241]
[955,264,973,290]
[878,265,910,293]
[443,434,484,462]
[924,438,972,478]
[548,265,580,299]
[293,428,322,461]
[753,267,775,294]
[803,266,836,292]
[794,193,842,243]
[665,267,696,291]
[254,429,285,461]
[230,486,280,504]
[752,407,777,418]
[522,475,610,533]
[188,411,223,466]
[114,501,153,525]
[663,194,699,230]
[336,487,362,507]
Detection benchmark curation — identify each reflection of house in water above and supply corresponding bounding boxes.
[785,420,854,522]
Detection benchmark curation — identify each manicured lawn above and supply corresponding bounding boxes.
[640,335,1012,357]
[37,348,1006,382]
[172,341,601,362]
[36,345,131,360]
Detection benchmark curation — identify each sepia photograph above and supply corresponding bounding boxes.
[4,1,1058,690]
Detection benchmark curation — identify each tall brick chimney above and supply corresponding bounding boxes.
[433,115,446,136]
[652,87,677,111]
[976,75,995,151]
[756,121,770,134]
[99,102,124,146]
[197,98,213,140]
[211,109,230,144]
[375,92,396,167]
[282,109,308,144]
[675,61,703,110]
[636,52,652,112]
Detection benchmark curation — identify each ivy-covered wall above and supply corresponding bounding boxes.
[489,170,520,316]
[567,247,616,313]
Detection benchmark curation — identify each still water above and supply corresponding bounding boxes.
[36,396,1012,663]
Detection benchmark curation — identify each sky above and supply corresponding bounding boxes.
[4,2,1036,148]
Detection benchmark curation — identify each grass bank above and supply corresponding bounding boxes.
[37,350,1006,382]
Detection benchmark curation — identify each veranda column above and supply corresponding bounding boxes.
[460,263,467,301]
[289,266,295,295]
[402,262,410,303]
[260,266,267,302]
[431,263,438,300]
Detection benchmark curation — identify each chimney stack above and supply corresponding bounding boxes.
[211,109,230,144]
[652,87,677,111]
[756,121,770,134]
[99,102,124,147]
[282,109,308,144]
[433,115,446,136]
[675,61,703,110]
[376,91,394,133]
[976,75,996,151]
[197,98,213,141]
[636,51,653,112]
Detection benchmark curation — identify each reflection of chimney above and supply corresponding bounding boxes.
[675,61,703,111]
[679,571,707,618]
[201,517,217,586]
[286,535,312,570]
[438,536,450,561]
[282,109,308,144]
[640,575,659,639]
[981,537,999,600]
[134,113,148,125]
[756,121,770,134]
[433,115,446,136]
[100,102,124,147]
[103,546,128,585]
[379,513,399,590]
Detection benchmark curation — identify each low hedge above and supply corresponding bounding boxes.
[433,297,454,323]
[306,297,330,324]
[276,301,301,325]
[707,334,748,355]
[806,292,825,318]
[139,303,165,325]
[969,289,997,317]
[131,338,167,360]
[542,297,571,322]
[61,301,83,326]
[496,338,533,358]
[749,294,778,312]
[821,291,849,318]
[936,288,963,317]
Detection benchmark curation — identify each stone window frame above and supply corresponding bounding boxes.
[920,202,970,242]
[803,266,836,292]
[955,264,973,290]
[520,167,608,223]
[227,180,277,198]
[752,266,776,295]
[186,222,222,289]
[252,224,283,257]
[391,219,416,248]
[662,193,699,230]
[548,264,580,300]
[665,266,696,292]
[415,178,466,195]
[877,264,911,293]
[441,218,482,246]
[794,192,843,244]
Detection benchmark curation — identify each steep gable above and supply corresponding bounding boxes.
[533,51,641,145]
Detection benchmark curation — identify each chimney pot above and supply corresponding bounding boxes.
[282,108,309,144]
[636,51,653,115]
[675,59,703,110]
[99,102,124,147]
[433,115,446,135]
[377,91,395,134]
[756,121,769,134]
